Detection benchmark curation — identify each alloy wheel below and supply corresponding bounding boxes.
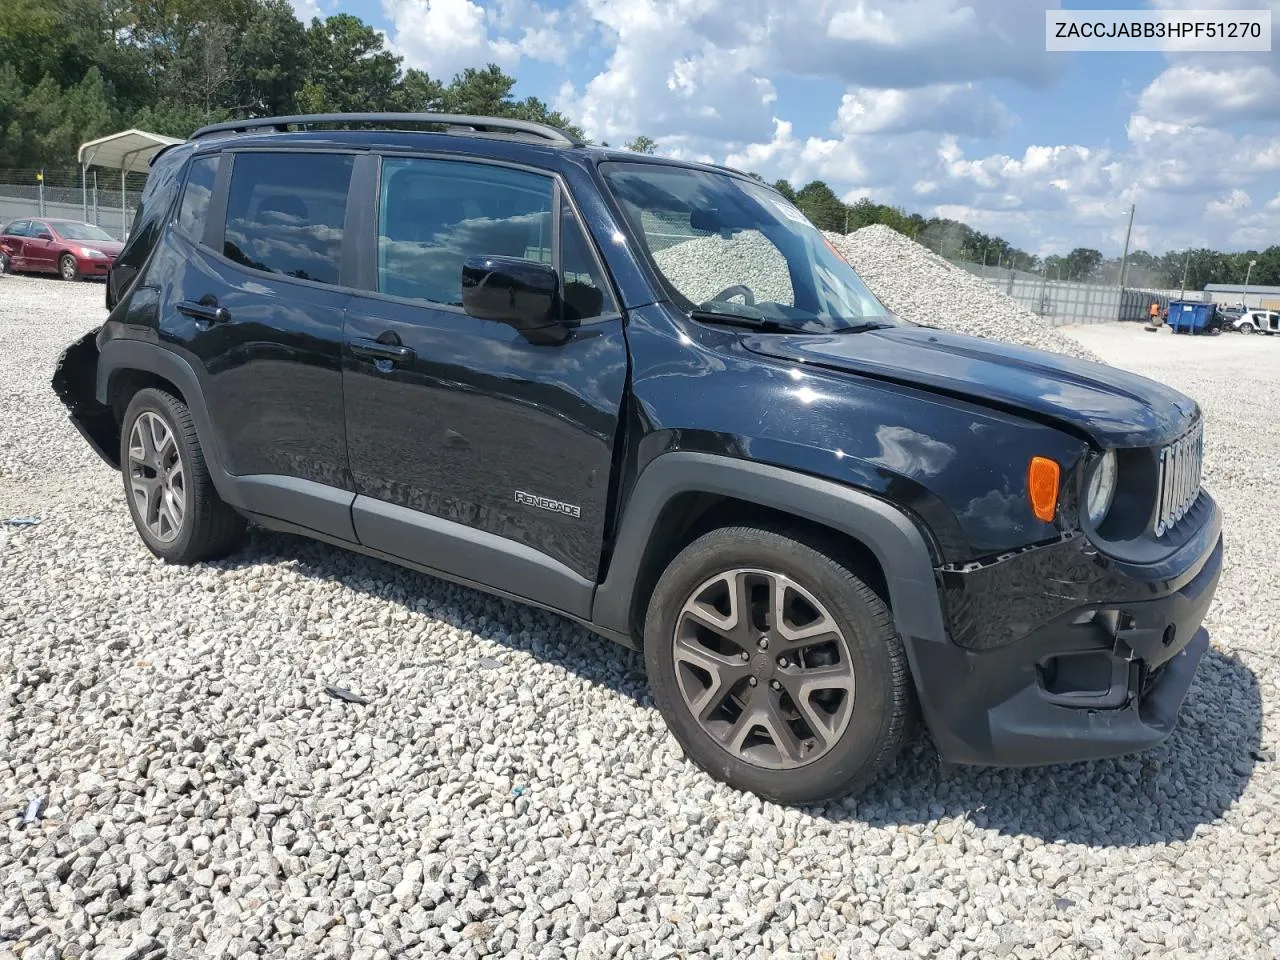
[128,411,186,543]
[671,568,856,770]
[60,256,76,280]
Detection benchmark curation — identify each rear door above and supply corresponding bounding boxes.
[0,221,30,267]
[155,148,358,537]
[342,153,627,613]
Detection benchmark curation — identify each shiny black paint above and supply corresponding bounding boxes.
[461,254,560,330]
[164,233,354,489]
[343,290,628,581]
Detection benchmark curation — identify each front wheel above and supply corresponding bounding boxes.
[1240,323,1254,335]
[59,254,80,281]
[644,525,914,804]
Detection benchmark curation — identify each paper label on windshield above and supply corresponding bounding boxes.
[770,199,809,225]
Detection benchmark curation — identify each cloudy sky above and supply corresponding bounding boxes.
[300,0,1278,257]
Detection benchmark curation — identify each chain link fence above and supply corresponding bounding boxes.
[948,257,1206,326]
[0,168,147,239]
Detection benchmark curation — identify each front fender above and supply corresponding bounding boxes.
[591,451,949,650]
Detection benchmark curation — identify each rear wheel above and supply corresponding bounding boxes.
[644,525,913,804]
[120,388,245,563]
[59,254,79,281]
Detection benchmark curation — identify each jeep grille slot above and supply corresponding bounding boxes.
[1154,421,1203,537]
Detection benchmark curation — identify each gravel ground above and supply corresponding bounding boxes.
[2,274,1278,960]
[827,226,1103,363]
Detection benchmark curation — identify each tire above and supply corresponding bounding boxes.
[59,253,80,281]
[644,525,913,804]
[1240,323,1254,335]
[120,388,246,563]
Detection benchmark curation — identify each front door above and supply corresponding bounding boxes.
[342,155,628,611]
[25,221,57,272]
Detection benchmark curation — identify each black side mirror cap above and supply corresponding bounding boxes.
[461,255,560,330]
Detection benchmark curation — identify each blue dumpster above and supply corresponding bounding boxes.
[1168,300,1216,335]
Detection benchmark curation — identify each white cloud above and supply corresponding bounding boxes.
[1206,190,1251,218]
[557,0,1059,146]
[1138,65,1280,126]
[383,0,567,77]
[835,84,1012,137]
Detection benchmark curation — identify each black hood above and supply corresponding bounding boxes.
[742,325,1198,448]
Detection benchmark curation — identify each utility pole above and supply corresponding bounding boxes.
[1117,202,1135,290]
[1242,258,1257,307]
[1179,249,1191,300]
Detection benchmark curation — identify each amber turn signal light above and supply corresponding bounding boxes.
[1027,456,1060,522]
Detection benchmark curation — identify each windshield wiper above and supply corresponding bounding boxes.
[830,320,894,334]
[688,309,815,335]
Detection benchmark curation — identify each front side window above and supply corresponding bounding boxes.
[560,201,617,322]
[175,156,218,242]
[378,158,552,306]
[222,152,353,285]
[602,162,895,333]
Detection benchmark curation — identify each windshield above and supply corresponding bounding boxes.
[54,222,114,242]
[601,162,896,333]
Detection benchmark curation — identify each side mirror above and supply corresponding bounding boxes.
[461,255,560,332]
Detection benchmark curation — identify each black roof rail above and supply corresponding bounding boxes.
[189,112,581,147]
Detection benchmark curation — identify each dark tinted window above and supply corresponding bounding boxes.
[223,152,353,285]
[175,156,218,242]
[3,221,30,236]
[560,203,616,322]
[377,157,552,305]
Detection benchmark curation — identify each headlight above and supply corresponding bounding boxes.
[81,248,108,259]
[1085,450,1117,527]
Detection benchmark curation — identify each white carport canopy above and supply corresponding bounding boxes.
[77,129,184,238]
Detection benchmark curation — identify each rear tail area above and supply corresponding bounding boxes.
[51,328,119,468]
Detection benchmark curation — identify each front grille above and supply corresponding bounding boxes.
[1154,421,1203,536]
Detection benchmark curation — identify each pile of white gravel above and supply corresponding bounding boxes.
[2,274,1279,960]
[654,232,795,307]
[826,225,1101,362]
[651,221,1099,363]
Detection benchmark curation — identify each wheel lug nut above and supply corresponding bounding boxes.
[757,637,769,650]
[740,651,750,661]
[778,656,788,668]
[770,679,781,690]
[748,677,758,686]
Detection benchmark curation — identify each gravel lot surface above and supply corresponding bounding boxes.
[2,274,1278,960]
[828,226,1103,363]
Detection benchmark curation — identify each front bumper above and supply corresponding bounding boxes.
[908,497,1223,766]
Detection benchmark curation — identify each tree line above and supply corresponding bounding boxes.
[770,179,1280,291]
[2,0,1274,291]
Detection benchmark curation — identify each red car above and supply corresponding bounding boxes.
[0,218,123,280]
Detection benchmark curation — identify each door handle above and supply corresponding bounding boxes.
[349,337,416,364]
[177,299,230,324]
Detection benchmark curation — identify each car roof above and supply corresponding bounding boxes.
[183,115,768,190]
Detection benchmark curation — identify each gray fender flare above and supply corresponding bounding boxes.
[95,338,231,494]
[591,452,949,648]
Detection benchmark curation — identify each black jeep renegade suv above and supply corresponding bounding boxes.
[53,113,1223,803]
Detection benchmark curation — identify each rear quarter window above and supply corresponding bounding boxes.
[175,156,218,243]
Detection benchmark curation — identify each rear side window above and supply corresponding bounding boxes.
[222,152,354,285]
[175,156,218,242]
[377,158,553,306]
[3,221,29,236]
